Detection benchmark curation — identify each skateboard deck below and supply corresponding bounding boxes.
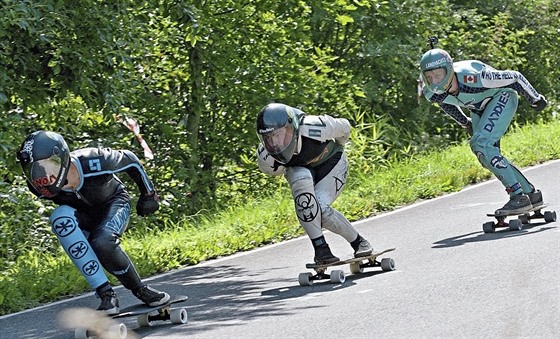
[58,295,188,339]
[299,248,396,286]
[483,204,556,233]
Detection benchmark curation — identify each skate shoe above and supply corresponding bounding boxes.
[528,190,543,208]
[494,194,532,216]
[313,245,340,265]
[97,290,119,315]
[351,237,374,258]
[133,285,170,307]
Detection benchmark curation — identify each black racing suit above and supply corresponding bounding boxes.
[28,147,156,292]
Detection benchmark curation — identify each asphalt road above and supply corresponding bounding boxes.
[1,160,558,339]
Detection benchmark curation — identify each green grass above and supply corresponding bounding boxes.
[1,119,559,315]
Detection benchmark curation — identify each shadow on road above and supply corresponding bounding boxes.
[432,222,556,249]
[131,264,394,337]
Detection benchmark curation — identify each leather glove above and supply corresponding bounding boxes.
[531,95,547,111]
[136,191,160,216]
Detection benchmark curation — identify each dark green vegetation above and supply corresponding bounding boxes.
[1,0,558,315]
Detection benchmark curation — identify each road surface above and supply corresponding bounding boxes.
[1,160,558,339]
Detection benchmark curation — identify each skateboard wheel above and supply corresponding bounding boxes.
[137,313,153,327]
[483,221,495,233]
[349,261,363,274]
[508,219,523,231]
[329,269,345,284]
[544,211,556,223]
[110,323,127,339]
[170,307,188,324]
[74,328,90,339]
[380,258,395,271]
[298,272,313,286]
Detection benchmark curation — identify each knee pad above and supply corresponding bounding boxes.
[286,167,319,223]
[89,229,120,259]
[470,134,492,166]
[294,190,320,225]
[470,133,488,155]
[89,228,138,282]
[470,133,510,170]
[286,167,322,239]
[49,206,108,289]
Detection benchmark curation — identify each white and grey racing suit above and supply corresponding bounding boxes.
[257,114,359,242]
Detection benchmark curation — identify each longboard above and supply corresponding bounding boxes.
[58,295,188,339]
[483,204,556,233]
[299,248,396,286]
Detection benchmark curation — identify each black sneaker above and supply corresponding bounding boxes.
[495,194,532,216]
[97,290,119,315]
[528,190,543,208]
[133,286,170,307]
[351,237,373,258]
[314,245,340,265]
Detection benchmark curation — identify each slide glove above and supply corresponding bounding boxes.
[531,95,547,111]
[136,191,160,216]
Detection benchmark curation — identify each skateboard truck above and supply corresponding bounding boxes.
[298,248,396,286]
[483,204,557,233]
[68,295,189,339]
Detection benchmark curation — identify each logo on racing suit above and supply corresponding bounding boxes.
[88,159,101,172]
[490,155,508,169]
[82,260,100,276]
[481,71,517,81]
[68,241,89,259]
[52,216,77,237]
[308,129,322,138]
[334,176,345,194]
[483,91,510,133]
[295,192,319,222]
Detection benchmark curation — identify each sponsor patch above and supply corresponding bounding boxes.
[82,260,100,276]
[88,159,101,172]
[295,192,319,222]
[308,129,322,138]
[490,155,508,169]
[68,241,89,259]
[52,216,77,237]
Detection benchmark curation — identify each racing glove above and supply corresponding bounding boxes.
[531,95,547,111]
[136,191,160,216]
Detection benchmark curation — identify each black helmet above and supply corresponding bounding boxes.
[16,131,70,197]
[256,103,301,164]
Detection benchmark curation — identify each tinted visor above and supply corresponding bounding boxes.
[23,155,64,197]
[261,125,293,153]
[259,125,296,163]
[423,67,448,85]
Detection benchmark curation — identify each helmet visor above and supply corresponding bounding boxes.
[23,154,65,197]
[423,67,448,86]
[260,125,294,156]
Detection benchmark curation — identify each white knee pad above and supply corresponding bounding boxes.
[286,167,323,239]
[49,205,108,289]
